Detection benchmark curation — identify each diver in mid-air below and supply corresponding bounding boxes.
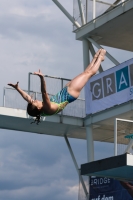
[8,49,106,124]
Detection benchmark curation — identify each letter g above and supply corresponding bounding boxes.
[92,83,101,98]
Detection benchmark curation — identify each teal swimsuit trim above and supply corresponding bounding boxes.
[50,86,77,104]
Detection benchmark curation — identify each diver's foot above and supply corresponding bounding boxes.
[98,49,106,61]
[94,49,102,58]
[89,49,102,67]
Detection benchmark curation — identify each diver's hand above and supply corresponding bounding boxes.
[34,69,44,78]
[8,82,19,90]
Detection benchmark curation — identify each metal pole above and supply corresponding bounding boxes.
[28,72,31,95]
[82,39,90,70]
[82,38,89,112]
[86,126,94,199]
[82,39,94,161]
[78,0,86,25]
[82,39,92,197]
[64,135,89,198]
[35,92,37,100]
[86,0,88,23]
[61,79,63,92]
[86,126,94,162]
[3,87,5,107]
[27,72,31,118]
[114,118,117,156]
[93,0,96,20]
[60,79,63,123]
[52,0,81,28]
[88,37,120,65]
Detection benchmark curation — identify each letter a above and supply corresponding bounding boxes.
[119,72,128,89]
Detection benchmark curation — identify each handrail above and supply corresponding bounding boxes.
[29,72,71,81]
[3,86,85,118]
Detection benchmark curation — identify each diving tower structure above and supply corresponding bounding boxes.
[1,0,133,199]
[51,0,133,198]
[52,0,133,159]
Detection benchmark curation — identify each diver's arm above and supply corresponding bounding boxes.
[8,82,32,103]
[34,70,51,109]
[39,76,51,109]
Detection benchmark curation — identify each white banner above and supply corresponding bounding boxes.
[85,58,133,115]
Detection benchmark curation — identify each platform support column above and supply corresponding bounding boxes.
[82,39,90,70]
[86,126,94,162]
[82,40,94,161]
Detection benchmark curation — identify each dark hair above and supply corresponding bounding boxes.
[27,103,41,125]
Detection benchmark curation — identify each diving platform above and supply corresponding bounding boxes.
[81,153,133,181]
[75,0,133,51]
[1,99,133,142]
[0,107,85,139]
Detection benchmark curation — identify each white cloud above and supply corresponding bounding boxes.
[67,185,79,196]
[0,179,79,200]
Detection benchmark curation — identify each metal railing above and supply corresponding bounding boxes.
[3,74,86,118]
[73,0,127,30]
[92,0,126,20]
[29,73,85,118]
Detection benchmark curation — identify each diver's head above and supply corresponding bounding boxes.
[27,100,43,125]
[27,103,41,117]
[27,100,42,116]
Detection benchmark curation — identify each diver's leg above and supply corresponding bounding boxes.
[67,49,106,98]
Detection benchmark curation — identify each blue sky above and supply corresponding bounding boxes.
[0,0,133,200]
